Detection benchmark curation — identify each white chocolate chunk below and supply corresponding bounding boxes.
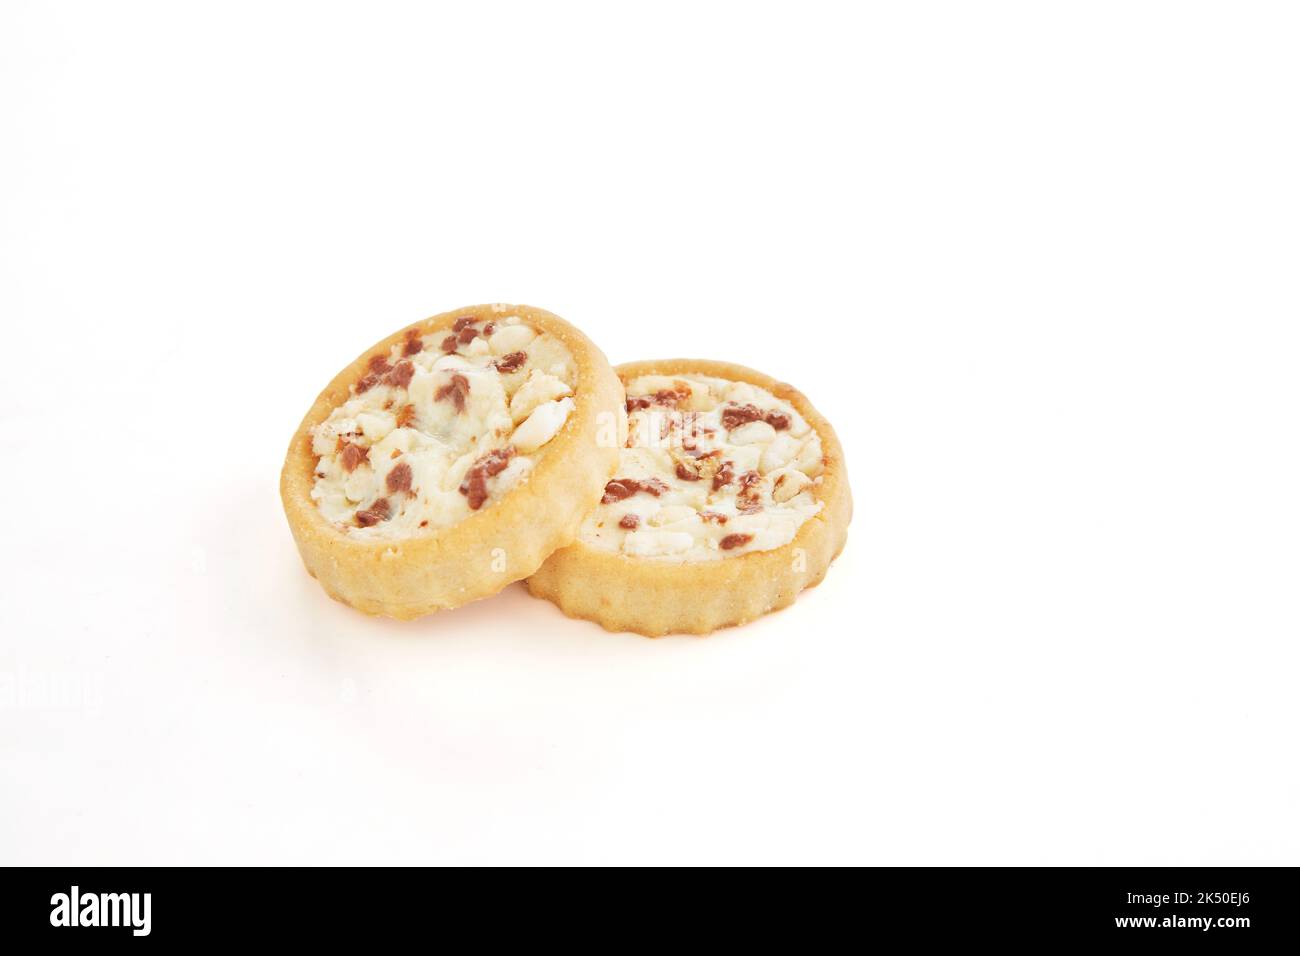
[344,468,371,502]
[407,368,436,407]
[372,427,413,461]
[725,381,760,403]
[494,455,533,495]
[523,333,576,383]
[510,397,574,453]
[489,323,536,355]
[794,433,824,476]
[434,354,473,371]
[357,411,395,442]
[681,381,715,412]
[729,420,777,445]
[509,369,573,425]
[312,417,358,456]
[627,375,679,394]
[728,445,762,474]
[760,433,803,473]
[649,505,697,527]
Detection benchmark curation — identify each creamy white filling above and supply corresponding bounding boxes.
[580,373,825,561]
[310,313,576,538]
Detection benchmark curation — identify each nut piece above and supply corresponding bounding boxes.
[769,466,812,502]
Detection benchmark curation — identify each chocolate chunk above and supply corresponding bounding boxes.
[711,461,735,491]
[339,442,369,472]
[386,461,412,494]
[601,479,636,504]
[493,351,527,373]
[734,470,765,512]
[721,403,762,430]
[458,446,516,510]
[626,387,689,412]
[721,402,791,432]
[382,359,414,389]
[355,497,392,527]
[601,477,669,504]
[735,470,764,514]
[435,373,470,412]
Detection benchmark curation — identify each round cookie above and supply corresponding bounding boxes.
[526,359,851,636]
[281,304,624,619]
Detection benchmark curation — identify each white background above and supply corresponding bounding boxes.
[2,1,1297,865]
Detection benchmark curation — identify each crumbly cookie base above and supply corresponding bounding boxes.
[281,304,623,619]
[526,359,852,636]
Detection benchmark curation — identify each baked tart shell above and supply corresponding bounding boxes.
[526,358,852,636]
[281,304,623,620]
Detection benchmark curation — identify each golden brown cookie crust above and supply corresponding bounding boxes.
[281,304,623,619]
[526,358,852,636]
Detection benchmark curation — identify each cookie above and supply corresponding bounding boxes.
[281,304,624,619]
[526,359,851,636]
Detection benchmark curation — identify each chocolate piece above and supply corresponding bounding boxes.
[601,477,670,504]
[339,442,369,472]
[721,402,791,432]
[355,497,392,527]
[458,447,516,510]
[435,373,470,412]
[493,351,527,373]
[711,461,735,491]
[386,462,412,494]
[382,359,414,389]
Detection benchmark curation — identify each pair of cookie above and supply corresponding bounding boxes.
[280,304,851,636]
